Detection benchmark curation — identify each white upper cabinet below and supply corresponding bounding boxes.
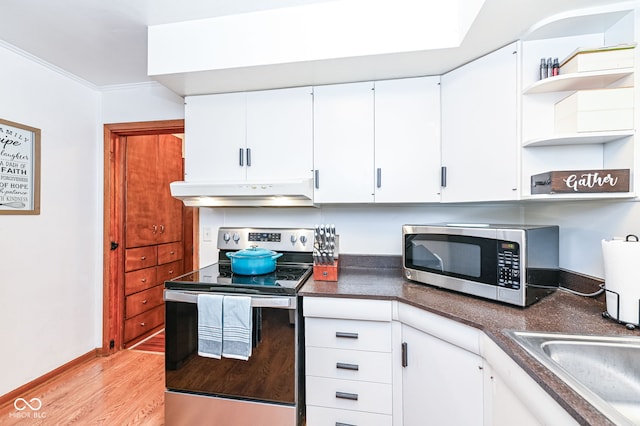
[441,42,520,202]
[313,77,441,204]
[185,92,246,182]
[374,76,441,203]
[184,86,313,182]
[313,82,375,203]
[245,87,313,181]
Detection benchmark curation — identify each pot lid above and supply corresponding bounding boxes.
[226,246,279,258]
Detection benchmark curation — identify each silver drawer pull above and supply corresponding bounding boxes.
[142,299,148,304]
[336,362,359,371]
[141,278,147,282]
[335,391,358,401]
[336,423,356,426]
[336,332,358,339]
[141,256,146,260]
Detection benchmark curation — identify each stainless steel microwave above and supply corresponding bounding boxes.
[402,224,559,307]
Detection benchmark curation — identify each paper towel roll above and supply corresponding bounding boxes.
[602,237,640,325]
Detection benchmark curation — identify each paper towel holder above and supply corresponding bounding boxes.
[602,287,640,330]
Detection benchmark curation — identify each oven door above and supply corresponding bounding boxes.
[164,290,301,406]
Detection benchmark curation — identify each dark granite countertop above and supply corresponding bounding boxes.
[299,261,639,426]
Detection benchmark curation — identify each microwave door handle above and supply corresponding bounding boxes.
[164,290,293,308]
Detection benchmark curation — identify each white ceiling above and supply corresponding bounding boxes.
[0,0,630,92]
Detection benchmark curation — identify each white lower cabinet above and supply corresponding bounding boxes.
[304,298,394,426]
[399,314,484,426]
[304,297,575,425]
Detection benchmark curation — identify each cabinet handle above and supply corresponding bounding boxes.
[335,391,358,401]
[402,342,408,367]
[170,250,175,255]
[336,362,359,371]
[140,322,146,327]
[141,256,146,261]
[314,170,320,189]
[168,270,174,274]
[239,148,244,166]
[142,299,148,304]
[376,168,382,188]
[247,148,251,167]
[141,278,147,283]
[152,225,158,234]
[335,332,358,339]
[440,166,447,187]
[336,423,356,426]
[160,225,165,233]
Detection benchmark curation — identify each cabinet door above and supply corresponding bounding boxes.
[441,42,519,202]
[374,77,441,203]
[157,134,183,244]
[125,135,160,247]
[313,82,375,203]
[246,87,313,181]
[401,324,483,426]
[184,92,246,182]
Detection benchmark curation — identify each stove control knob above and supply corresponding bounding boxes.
[223,232,231,243]
[299,235,308,245]
[232,233,241,243]
[290,235,298,244]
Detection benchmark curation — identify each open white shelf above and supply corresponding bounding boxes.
[523,130,635,147]
[523,68,634,94]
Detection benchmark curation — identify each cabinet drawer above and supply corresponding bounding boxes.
[306,347,392,383]
[306,406,392,426]
[125,267,158,295]
[125,246,157,272]
[157,260,183,284]
[158,242,183,265]
[125,284,164,319]
[305,318,392,352]
[124,304,164,342]
[306,376,392,415]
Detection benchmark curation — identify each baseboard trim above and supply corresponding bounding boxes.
[0,349,99,409]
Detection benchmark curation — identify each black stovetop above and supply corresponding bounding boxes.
[164,262,313,295]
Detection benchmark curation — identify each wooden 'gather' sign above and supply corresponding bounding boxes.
[0,119,41,214]
[531,169,630,194]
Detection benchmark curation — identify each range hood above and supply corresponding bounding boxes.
[170,178,315,207]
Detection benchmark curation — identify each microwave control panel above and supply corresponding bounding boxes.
[498,241,520,289]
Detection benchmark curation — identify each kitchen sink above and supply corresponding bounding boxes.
[507,331,640,426]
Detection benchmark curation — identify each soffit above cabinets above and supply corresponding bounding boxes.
[0,0,631,91]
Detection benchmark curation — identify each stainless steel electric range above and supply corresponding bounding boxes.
[164,227,314,426]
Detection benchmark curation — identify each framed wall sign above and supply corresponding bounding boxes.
[0,119,41,215]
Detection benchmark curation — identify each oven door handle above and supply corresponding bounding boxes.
[164,290,295,309]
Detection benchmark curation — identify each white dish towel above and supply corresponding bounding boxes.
[197,294,223,359]
[222,296,253,360]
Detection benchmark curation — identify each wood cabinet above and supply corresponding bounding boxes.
[124,134,184,346]
[441,42,519,202]
[184,86,313,183]
[304,297,394,426]
[313,77,441,203]
[126,134,183,247]
[520,8,636,200]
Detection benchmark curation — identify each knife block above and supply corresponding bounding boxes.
[313,259,339,282]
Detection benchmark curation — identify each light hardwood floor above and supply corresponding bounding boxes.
[0,350,164,425]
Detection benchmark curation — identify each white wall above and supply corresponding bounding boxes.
[200,200,640,279]
[101,82,184,124]
[0,43,101,396]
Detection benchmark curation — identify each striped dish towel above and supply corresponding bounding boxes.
[222,296,253,360]
[197,294,223,359]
